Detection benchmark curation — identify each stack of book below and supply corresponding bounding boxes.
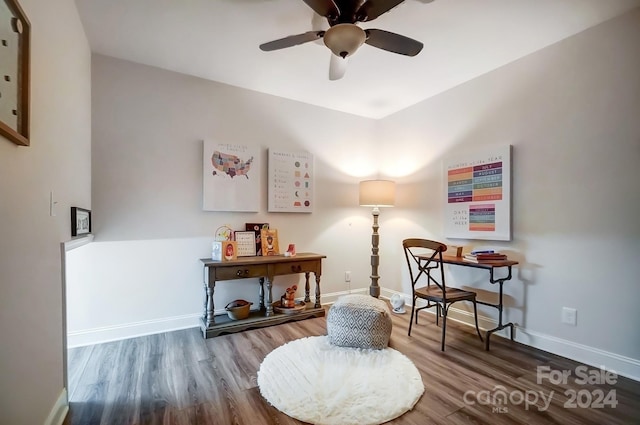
[463,250,508,263]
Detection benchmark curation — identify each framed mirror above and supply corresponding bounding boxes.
[0,0,29,146]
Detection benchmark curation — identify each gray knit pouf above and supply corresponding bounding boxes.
[327,294,393,350]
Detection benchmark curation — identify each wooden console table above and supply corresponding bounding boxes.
[199,253,326,338]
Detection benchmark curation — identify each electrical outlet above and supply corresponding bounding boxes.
[562,307,577,326]
[344,271,351,282]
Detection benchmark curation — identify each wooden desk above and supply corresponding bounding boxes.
[418,254,518,350]
[199,253,326,338]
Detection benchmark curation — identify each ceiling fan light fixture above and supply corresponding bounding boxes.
[323,23,366,58]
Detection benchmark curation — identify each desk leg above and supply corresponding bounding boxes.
[304,272,311,303]
[205,283,215,327]
[258,277,265,312]
[314,273,321,308]
[265,277,274,317]
[484,277,515,350]
[486,323,515,350]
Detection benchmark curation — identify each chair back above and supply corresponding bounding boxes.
[402,238,448,299]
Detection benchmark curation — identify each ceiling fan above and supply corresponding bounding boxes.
[259,0,424,80]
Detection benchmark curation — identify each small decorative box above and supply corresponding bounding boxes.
[212,241,238,261]
[212,241,223,261]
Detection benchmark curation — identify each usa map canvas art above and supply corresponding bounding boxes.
[203,140,260,212]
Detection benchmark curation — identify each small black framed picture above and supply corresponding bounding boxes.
[71,207,91,237]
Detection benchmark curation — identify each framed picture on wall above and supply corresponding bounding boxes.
[202,140,261,212]
[443,145,512,241]
[71,207,91,237]
[0,0,31,146]
[268,149,314,213]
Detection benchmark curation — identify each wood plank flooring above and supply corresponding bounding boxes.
[64,307,640,424]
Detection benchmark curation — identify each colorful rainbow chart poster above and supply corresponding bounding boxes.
[268,149,314,213]
[443,145,512,241]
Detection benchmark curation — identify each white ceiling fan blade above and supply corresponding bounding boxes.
[311,11,328,32]
[311,12,329,46]
[329,53,348,80]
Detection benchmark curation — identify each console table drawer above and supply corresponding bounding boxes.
[215,265,268,281]
[273,261,319,275]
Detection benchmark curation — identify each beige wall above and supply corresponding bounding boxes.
[75,8,640,380]
[68,54,383,342]
[1,2,637,422]
[90,55,377,242]
[0,0,91,423]
[378,8,640,361]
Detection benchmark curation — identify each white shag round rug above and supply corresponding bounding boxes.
[257,336,424,425]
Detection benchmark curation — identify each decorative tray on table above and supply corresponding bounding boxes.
[273,300,306,315]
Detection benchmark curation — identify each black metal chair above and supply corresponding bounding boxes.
[403,238,483,351]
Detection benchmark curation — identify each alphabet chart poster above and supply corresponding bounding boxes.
[268,149,314,213]
[443,145,512,241]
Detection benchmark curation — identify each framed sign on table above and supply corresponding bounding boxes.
[234,231,257,257]
[443,145,512,241]
[246,222,269,255]
[261,228,280,256]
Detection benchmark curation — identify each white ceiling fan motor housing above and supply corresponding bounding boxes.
[323,23,366,58]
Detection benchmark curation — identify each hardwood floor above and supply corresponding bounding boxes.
[64,307,640,424]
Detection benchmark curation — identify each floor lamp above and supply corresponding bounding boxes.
[359,180,396,298]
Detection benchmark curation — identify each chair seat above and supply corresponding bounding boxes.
[415,285,476,302]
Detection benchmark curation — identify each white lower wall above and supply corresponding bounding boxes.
[66,238,211,333]
[65,236,376,347]
[66,285,367,349]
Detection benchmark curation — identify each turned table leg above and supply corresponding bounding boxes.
[258,277,265,312]
[205,283,215,327]
[265,277,274,317]
[304,272,311,303]
[314,273,321,308]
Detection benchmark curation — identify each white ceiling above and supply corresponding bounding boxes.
[75,0,640,119]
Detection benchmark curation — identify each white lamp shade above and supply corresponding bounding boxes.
[324,24,366,58]
[359,180,396,207]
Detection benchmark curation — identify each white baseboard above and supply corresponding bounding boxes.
[66,289,369,348]
[380,289,640,382]
[67,313,201,348]
[514,327,640,382]
[66,288,640,382]
[44,388,68,425]
[320,288,368,305]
